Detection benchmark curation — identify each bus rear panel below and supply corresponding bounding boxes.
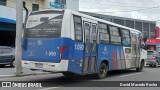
[22,10,74,72]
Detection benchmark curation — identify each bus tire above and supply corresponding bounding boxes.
[136,60,144,72]
[96,62,108,79]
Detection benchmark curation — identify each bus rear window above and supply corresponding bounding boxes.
[24,11,64,38]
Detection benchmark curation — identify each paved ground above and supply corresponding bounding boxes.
[0,65,48,78]
[0,66,160,90]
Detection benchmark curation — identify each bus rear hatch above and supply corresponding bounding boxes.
[22,10,66,63]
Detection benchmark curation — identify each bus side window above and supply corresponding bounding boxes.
[84,23,90,43]
[109,26,121,45]
[98,23,109,44]
[91,25,97,43]
[73,15,83,41]
[121,29,131,47]
[137,34,141,54]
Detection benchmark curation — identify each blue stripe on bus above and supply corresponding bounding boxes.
[22,37,128,74]
[68,42,84,74]
[22,38,74,62]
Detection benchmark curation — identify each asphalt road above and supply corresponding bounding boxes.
[0,66,160,90]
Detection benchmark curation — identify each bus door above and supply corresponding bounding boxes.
[131,34,140,67]
[135,34,141,67]
[131,34,137,67]
[83,22,97,74]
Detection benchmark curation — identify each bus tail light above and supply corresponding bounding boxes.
[59,46,68,62]
[50,65,55,67]
[24,62,29,64]
[152,55,156,60]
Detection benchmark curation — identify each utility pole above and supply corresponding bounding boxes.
[15,0,23,74]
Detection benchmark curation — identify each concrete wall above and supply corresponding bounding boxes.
[6,0,79,11]
[81,11,156,38]
[47,0,79,11]
[0,5,16,20]
[1,0,79,22]
[6,0,48,10]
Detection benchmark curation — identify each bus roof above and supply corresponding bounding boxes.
[30,9,141,34]
[70,10,141,34]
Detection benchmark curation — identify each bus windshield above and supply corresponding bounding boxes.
[24,11,64,38]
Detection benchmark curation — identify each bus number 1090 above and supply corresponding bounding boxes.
[75,44,84,50]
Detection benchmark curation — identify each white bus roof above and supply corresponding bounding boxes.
[70,10,141,34]
[31,9,141,34]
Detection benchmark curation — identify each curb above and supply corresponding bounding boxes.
[0,72,50,78]
[0,74,15,78]
[16,72,50,77]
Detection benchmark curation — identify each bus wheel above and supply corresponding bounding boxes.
[96,63,108,79]
[136,61,144,72]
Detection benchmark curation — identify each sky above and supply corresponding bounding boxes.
[79,0,160,26]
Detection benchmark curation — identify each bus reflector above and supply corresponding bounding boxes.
[24,62,29,64]
[77,59,83,64]
[60,46,68,54]
[50,65,55,67]
[59,46,68,62]
[69,60,74,62]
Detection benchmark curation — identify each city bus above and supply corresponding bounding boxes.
[22,9,147,79]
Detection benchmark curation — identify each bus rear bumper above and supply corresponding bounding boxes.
[22,60,69,72]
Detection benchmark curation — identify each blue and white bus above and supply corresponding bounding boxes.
[22,9,147,79]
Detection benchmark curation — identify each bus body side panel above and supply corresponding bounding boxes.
[97,44,127,71]
[67,42,84,74]
[65,12,84,74]
[116,46,122,69]
[120,46,127,69]
[111,45,127,70]
[97,44,114,70]
[116,45,127,69]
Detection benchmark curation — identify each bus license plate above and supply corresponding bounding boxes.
[35,63,43,68]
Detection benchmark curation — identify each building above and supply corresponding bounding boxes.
[0,0,48,46]
[48,0,79,11]
[0,0,79,24]
[0,0,79,26]
[81,11,156,38]
[81,11,160,51]
[0,0,79,46]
